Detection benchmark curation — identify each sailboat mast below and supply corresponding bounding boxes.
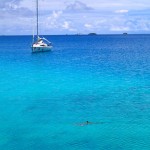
[36,0,39,38]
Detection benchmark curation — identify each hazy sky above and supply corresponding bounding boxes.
[1,0,150,35]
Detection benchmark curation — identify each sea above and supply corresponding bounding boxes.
[0,35,150,150]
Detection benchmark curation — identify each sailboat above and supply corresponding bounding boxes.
[32,0,52,53]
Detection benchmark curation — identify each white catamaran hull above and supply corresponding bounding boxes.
[32,45,52,53]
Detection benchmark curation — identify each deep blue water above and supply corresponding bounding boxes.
[0,35,150,150]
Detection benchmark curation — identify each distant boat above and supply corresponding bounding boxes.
[31,0,52,53]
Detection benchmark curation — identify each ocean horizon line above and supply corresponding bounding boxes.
[1,33,150,36]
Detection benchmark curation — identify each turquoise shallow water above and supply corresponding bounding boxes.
[0,35,150,150]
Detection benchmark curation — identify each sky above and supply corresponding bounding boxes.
[0,0,150,35]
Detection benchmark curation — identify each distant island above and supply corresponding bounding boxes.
[123,33,128,35]
[88,33,97,36]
